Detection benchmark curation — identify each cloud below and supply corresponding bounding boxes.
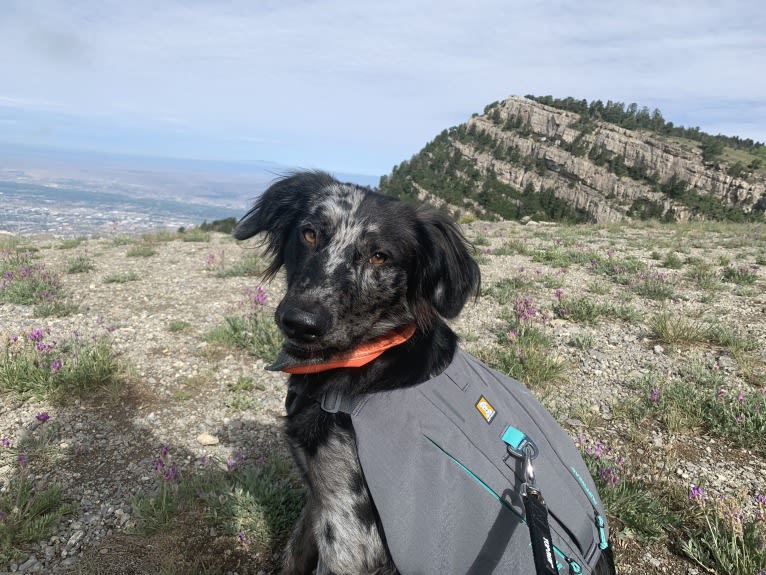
[1,0,764,174]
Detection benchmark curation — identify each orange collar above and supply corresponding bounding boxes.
[282,323,417,374]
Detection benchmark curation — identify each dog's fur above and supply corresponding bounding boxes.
[234,171,613,575]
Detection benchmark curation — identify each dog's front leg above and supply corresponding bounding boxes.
[281,494,318,575]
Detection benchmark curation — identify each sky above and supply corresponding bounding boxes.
[1,0,765,178]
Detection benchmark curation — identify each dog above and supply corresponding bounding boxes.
[234,171,615,575]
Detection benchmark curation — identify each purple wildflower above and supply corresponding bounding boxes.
[36,412,50,423]
[162,465,180,483]
[251,285,268,306]
[51,359,62,372]
[650,387,660,403]
[1,438,9,448]
[554,289,563,300]
[513,298,538,323]
[28,328,44,342]
[17,454,28,467]
[599,467,618,487]
[737,392,745,403]
[689,485,705,502]
[227,450,246,471]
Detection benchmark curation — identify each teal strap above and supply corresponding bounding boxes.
[502,425,527,450]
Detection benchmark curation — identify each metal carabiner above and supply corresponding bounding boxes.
[523,443,536,487]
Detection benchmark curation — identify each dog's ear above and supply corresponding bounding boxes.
[233,171,337,278]
[411,208,481,323]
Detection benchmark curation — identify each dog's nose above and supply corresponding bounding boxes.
[279,303,331,343]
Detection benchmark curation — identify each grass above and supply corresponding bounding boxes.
[103,271,140,283]
[0,414,77,563]
[647,312,711,346]
[208,250,265,278]
[1,251,65,305]
[132,448,304,565]
[168,320,192,333]
[483,275,533,304]
[662,251,684,269]
[0,330,121,400]
[126,244,158,258]
[683,494,766,575]
[687,262,722,291]
[58,237,87,250]
[67,254,96,274]
[581,447,682,542]
[476,297,567,389]
[553,293,640,324]
[204,286,282,363]
[1,249,78,317]
[618,362,766,455]
[722,265,759,285]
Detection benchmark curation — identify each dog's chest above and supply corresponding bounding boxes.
[298,423,390,572]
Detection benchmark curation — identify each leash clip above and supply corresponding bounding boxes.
[522,444,536,488]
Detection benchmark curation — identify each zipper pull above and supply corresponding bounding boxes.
[595,513,608,550]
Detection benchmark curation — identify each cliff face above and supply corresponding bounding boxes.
[380,96,766,223]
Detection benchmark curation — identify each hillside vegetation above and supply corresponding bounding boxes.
[380,95,766,224]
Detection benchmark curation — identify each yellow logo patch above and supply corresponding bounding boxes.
[475,396,496,424]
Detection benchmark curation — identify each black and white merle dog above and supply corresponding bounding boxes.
[233,171,613,575]
[234,171,479,574]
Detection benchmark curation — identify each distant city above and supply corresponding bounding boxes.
[0,144,380,238]
[0,180,241,238]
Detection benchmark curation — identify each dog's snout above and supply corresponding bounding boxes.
[279,303,331,343]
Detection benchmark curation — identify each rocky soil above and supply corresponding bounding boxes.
[1,220,765,574]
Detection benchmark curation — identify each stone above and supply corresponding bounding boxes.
[196,432,220,446]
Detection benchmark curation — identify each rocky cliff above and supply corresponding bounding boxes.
[379,95,766,223]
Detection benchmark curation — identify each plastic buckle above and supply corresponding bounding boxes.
[319,390,343,413]
[503,425,540,461]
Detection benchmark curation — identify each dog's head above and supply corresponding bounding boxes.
[234,170,480,364]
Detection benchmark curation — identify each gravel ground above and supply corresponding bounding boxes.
[1,221,765,574]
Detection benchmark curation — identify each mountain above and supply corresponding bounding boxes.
[379,95,766,223]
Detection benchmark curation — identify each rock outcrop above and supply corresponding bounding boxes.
[381,95,766,223]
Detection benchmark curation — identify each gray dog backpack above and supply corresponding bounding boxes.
[319,349,612,575]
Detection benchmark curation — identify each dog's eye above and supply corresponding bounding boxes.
[302,228,317,245]
[369,252,387,266]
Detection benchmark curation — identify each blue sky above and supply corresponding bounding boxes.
[1,0,765,177]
